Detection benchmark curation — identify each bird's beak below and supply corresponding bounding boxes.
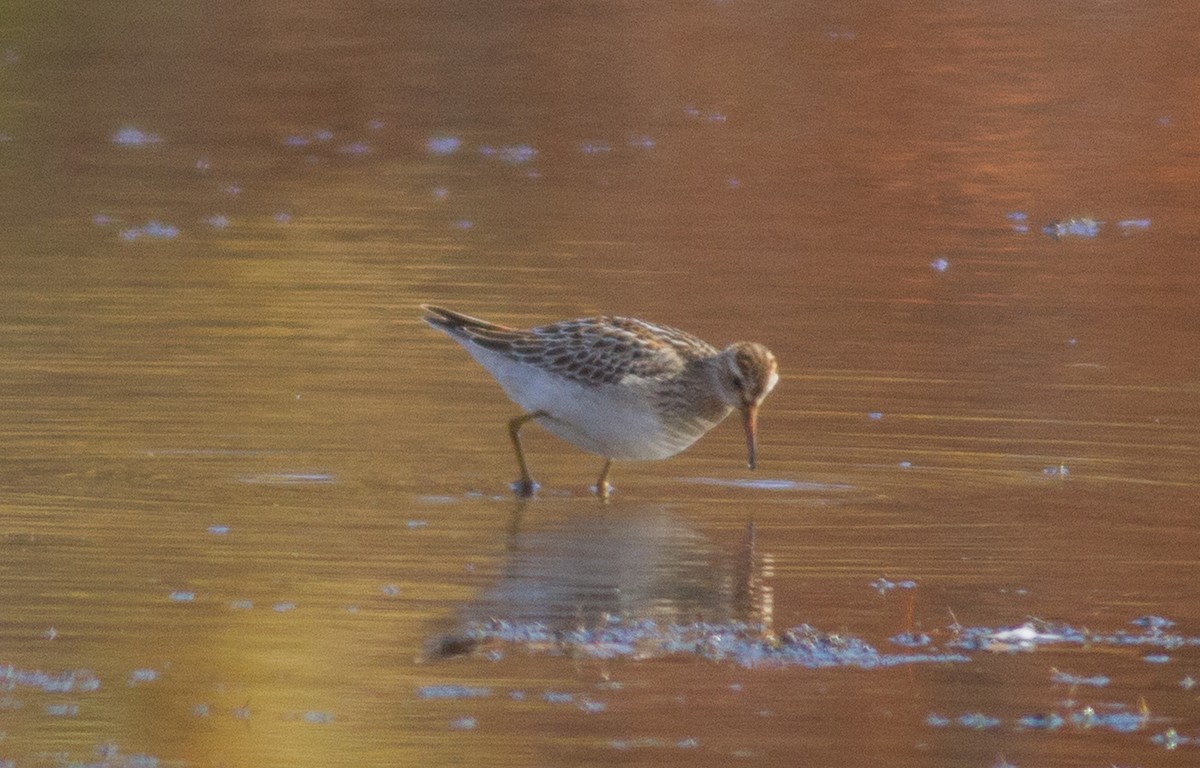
[742,403,759,469]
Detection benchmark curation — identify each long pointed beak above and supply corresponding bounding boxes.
[742,403,759,469]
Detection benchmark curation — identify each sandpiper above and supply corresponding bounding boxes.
[421,305,779,498]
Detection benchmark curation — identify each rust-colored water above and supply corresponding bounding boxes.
[3,2,1200,766]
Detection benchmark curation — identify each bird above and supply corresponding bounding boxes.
[421,304,779,499]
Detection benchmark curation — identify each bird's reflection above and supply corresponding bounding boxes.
[428,501,772,658]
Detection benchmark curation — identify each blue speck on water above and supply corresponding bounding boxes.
[868,412,883,421]
[1050,669,1109,687]
[452,219,474,230]
[958,712,1001,730]
[1044,217,1100,239]
[169,591,195,602]
[272,602,296,613]
[1116,218,1151,233]
[925,713,951,728]
[313,129,334,142]
[112,126,163,146]
[726,177,741,188]
[1144,654,1171,664]
[127,668,158,686]
[92,214,113,226]
[499,144,537,164]
[898,460,913,469]
[450,716,477,730]
[1006,211,1028,221]
[193,703,210,717]
[508,690,526,701]
[417,685,492,700]
[1131,615,1175,630]
[578,699,607,714]
[628,134,655,149]
[1018,712,1064,730]
[301,710,335,724]
[432,186,450,200]
[543,691,574,704]
[580,141,612,155]
[338,142,371,155]
[229,599,253,610]
[930,257,950,272]
[204,214,229,229]
[381,584,400,596]
[225,184,241,196]
[121,221,180,241]
[676,738,700,749]
[405,519,428,529]
[283,134,309,147]
[46,702,80,717]
[273,212,292,224]
[367,118,385,130]
[426,135,462,155]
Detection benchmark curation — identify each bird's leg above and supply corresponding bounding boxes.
[508,411,546,496]
[594,458,613,500]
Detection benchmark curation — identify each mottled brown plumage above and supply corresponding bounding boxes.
[422,305,779,497]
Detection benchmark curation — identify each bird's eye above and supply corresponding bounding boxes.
[731,374,744,389]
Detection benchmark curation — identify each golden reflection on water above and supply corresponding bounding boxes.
[2,1,1200,766]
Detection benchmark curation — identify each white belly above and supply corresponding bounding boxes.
[462,345,727,461]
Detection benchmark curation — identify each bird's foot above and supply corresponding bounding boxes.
[593,480,613,501]
[511,478,540,497]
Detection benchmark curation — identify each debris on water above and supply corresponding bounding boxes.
[338,141,371,155]
[204,214,230,229]
[1043,217,1100,239]
[1131,615,1175,630]
[580,140,612,155]
[195,158,210,172]
[1180,675,1197,690]
[426,135,462,155]
[1017,712,1065,730]
[952,617,1196,653]
[381,584,401,596]
[273,211,292,224]
[451,219,474,230]
[959,712,1002,730]
[1006,211,1030,233]
[542,691,574,704]
[1116,218,1151,234]
[45,702,80,717]
[207,525,229,535]
[169,591,195,603]
[925,713,952,727]
[890,631,932,647]
[1041,464,1069,478]
[432,186,450,201]
[120,221,179,241]
[229,600,253,610]
[238,472,336,484]
[224,184,241,196]
[92,213,114,226]
[628,134,655,149]
[313,129,333,143]
[425,618,966,669]
[112,126,163,146]
[868,411,883,421]
[283,134,310,147]
[1049,668,1109,687]
[127,668,158,686]
[1143,654,1172,664]
[367,118,385,131]
[1153,728,1189,749]
[0,665,100,693]
[929,257,950,272]
[685,477,852,492]
[871,577,916,596]
[300,710,335,724]
[406,519,428,529]
[272,602,296,613]
[499,144,537,164]
[416,685,492,700]
[450,716,477,730]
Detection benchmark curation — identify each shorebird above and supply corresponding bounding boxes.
[421,305,778,498]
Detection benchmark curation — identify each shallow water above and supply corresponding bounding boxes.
[3,2,1200,766]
